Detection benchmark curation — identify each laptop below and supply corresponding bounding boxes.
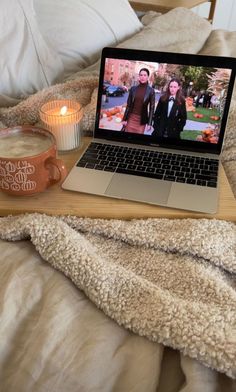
[62,47,236,213]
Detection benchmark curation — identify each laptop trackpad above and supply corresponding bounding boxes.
[106,174,171,205]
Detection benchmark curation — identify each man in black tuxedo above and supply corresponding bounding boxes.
[152,78,187,140]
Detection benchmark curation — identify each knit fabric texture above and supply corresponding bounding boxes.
[0,213,235,378]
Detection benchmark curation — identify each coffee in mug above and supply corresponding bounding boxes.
[0,126,67,195]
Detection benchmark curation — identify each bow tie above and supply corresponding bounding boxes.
[169,97,175,102]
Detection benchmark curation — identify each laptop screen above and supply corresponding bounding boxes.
[95,47,236,154]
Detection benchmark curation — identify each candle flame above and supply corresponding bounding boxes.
[60,106,68,116]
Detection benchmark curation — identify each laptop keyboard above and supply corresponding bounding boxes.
[77,142,219,188]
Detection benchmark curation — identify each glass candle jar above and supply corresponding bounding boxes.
[40,99,83,152]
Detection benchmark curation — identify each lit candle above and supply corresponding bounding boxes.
[40,100,83,152]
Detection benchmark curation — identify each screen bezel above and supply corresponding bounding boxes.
[95,47,236,154]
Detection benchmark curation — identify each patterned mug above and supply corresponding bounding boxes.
[0,125,67,195]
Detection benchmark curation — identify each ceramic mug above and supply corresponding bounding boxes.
[0,125,67,195]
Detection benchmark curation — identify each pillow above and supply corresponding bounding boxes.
[0,0,64,107]
[33,0,142,77]
[118,8,212,54]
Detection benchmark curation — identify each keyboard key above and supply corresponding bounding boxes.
[164,175,175,182]
[125,159,134,164]
[197,180,207,186]
[165,170,175,176]
[181,166,190,173]
[196,174,216,182]
[77,161,86,167]
[95,164,105,170]
[181,162,189,167]
[162,164,170,170]
[84,158,99,165]
[155,168,165,175]
[175,171,183,177]
[176,177,186,183]
[127,164,137,170]
[86,163,95,169]
[116,167,163,180]
[191,168,200,174]
[104,166,116,172]
[186,173,195,179]
[186,179,196,185]
[172,165,180,171]
[137,165,146,171]
[118,163,127,169]
[146,167,156,173]
[207,181,217,188]
[201,170,217,177]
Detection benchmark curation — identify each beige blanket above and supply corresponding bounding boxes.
[0,214,235,386]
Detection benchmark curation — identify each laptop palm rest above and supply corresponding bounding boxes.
[105,174,171,205]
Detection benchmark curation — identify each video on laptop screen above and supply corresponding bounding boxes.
[98,55,233,148]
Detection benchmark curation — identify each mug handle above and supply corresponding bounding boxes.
[45,157,67,186]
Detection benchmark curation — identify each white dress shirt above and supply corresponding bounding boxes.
[167,96,175,117]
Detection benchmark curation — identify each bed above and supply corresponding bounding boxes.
[0,1,236,391]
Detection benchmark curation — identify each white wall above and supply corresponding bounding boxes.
[192,0,236,31]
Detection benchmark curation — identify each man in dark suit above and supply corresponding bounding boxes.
[152,78,187,140]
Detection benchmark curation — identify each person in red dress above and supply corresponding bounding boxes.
[122,68,155,134]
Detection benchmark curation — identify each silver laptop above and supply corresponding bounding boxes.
[62,47,236,213]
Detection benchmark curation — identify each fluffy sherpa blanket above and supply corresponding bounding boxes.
[0,213,235,379]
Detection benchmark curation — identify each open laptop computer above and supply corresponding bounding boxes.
[62,47,236,213]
